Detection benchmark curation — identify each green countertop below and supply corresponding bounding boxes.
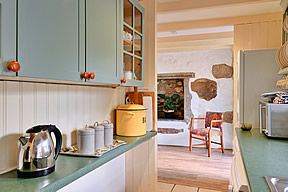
[0,131,157,192]
[236,128,288,192]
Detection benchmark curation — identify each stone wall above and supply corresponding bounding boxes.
[158,79,184,98]
[158,127,184,134]
[191,78,217,101]
[157,72,195,122]
[158,79,184,119]
[157,48,234,149]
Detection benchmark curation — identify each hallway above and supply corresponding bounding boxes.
[158,145,233,192]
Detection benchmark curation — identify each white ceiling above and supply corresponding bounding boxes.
[157,1,281,24]
[158,26,234,37]
[157,0,281,52]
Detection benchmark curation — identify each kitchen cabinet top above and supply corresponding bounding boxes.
[0,131,157,192]
[236,128,288,192]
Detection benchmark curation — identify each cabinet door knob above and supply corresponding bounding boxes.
[121,78,126,84]
[81,72,89,79]
[89,72,95,80]
[7,61,20,72]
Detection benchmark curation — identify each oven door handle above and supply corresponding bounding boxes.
[259,103,266,133]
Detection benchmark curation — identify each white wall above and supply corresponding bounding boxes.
[0,81,125,172]
[157,121,189,146]
[157,49,233,149]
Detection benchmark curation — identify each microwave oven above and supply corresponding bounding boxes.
[259,102,288,138]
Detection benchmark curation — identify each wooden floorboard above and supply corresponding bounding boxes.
[157,145,233,192]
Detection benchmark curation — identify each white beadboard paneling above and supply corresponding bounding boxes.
[0,82,125,172]
[5,81,20,168]
[141,141,149,192]
[110,89,117,125]
[36,83,48,124]
[111,89,117,108]
[84,86,92,125]
[102,89,109,121]
[0,81,4,171]
[118,88,125,106]
[67,85,77,145]
[19,83,23,135]
[103,88,113,121]
[91,87,98,124]
[48,84,59,146]
[148,137,157,192]
[76,86,85,128]
[22,82,36,132]
[59,85,69,147]
[109,89,117,109]
[48,84,59,125]
[97,88,105,122]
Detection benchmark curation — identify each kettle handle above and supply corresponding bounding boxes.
[48,125,62,160]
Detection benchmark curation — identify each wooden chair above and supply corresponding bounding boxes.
[189,112,224,157]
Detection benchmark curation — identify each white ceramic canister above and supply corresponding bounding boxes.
[77,127,95,154]
[90,122,105,150]
[102,120,114,146]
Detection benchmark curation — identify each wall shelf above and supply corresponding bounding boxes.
[277,79,288,89]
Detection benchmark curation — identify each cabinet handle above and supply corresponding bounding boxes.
[89,72,95,80]
[121,78,126,84]
[81,72,89,79]
[7,61,20,72]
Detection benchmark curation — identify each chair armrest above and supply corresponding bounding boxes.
[192,118,205,120]
[209,120,223,131]
[211,120,223,123]
[190,118,205,131]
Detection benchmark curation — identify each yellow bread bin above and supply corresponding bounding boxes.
[116,103,147,136]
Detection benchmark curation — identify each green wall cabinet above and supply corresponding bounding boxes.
[85,0,120,84]
[0,0,82,81]
[18,0,82,81]
[0,0,145,86]
[0,0,17,76]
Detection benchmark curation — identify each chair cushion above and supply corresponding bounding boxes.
[191,128,221,137]
[205,112,223,128]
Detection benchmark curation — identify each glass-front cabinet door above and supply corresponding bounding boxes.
[121,0,144,86]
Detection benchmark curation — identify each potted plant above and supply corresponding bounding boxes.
[158,94,182,118]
